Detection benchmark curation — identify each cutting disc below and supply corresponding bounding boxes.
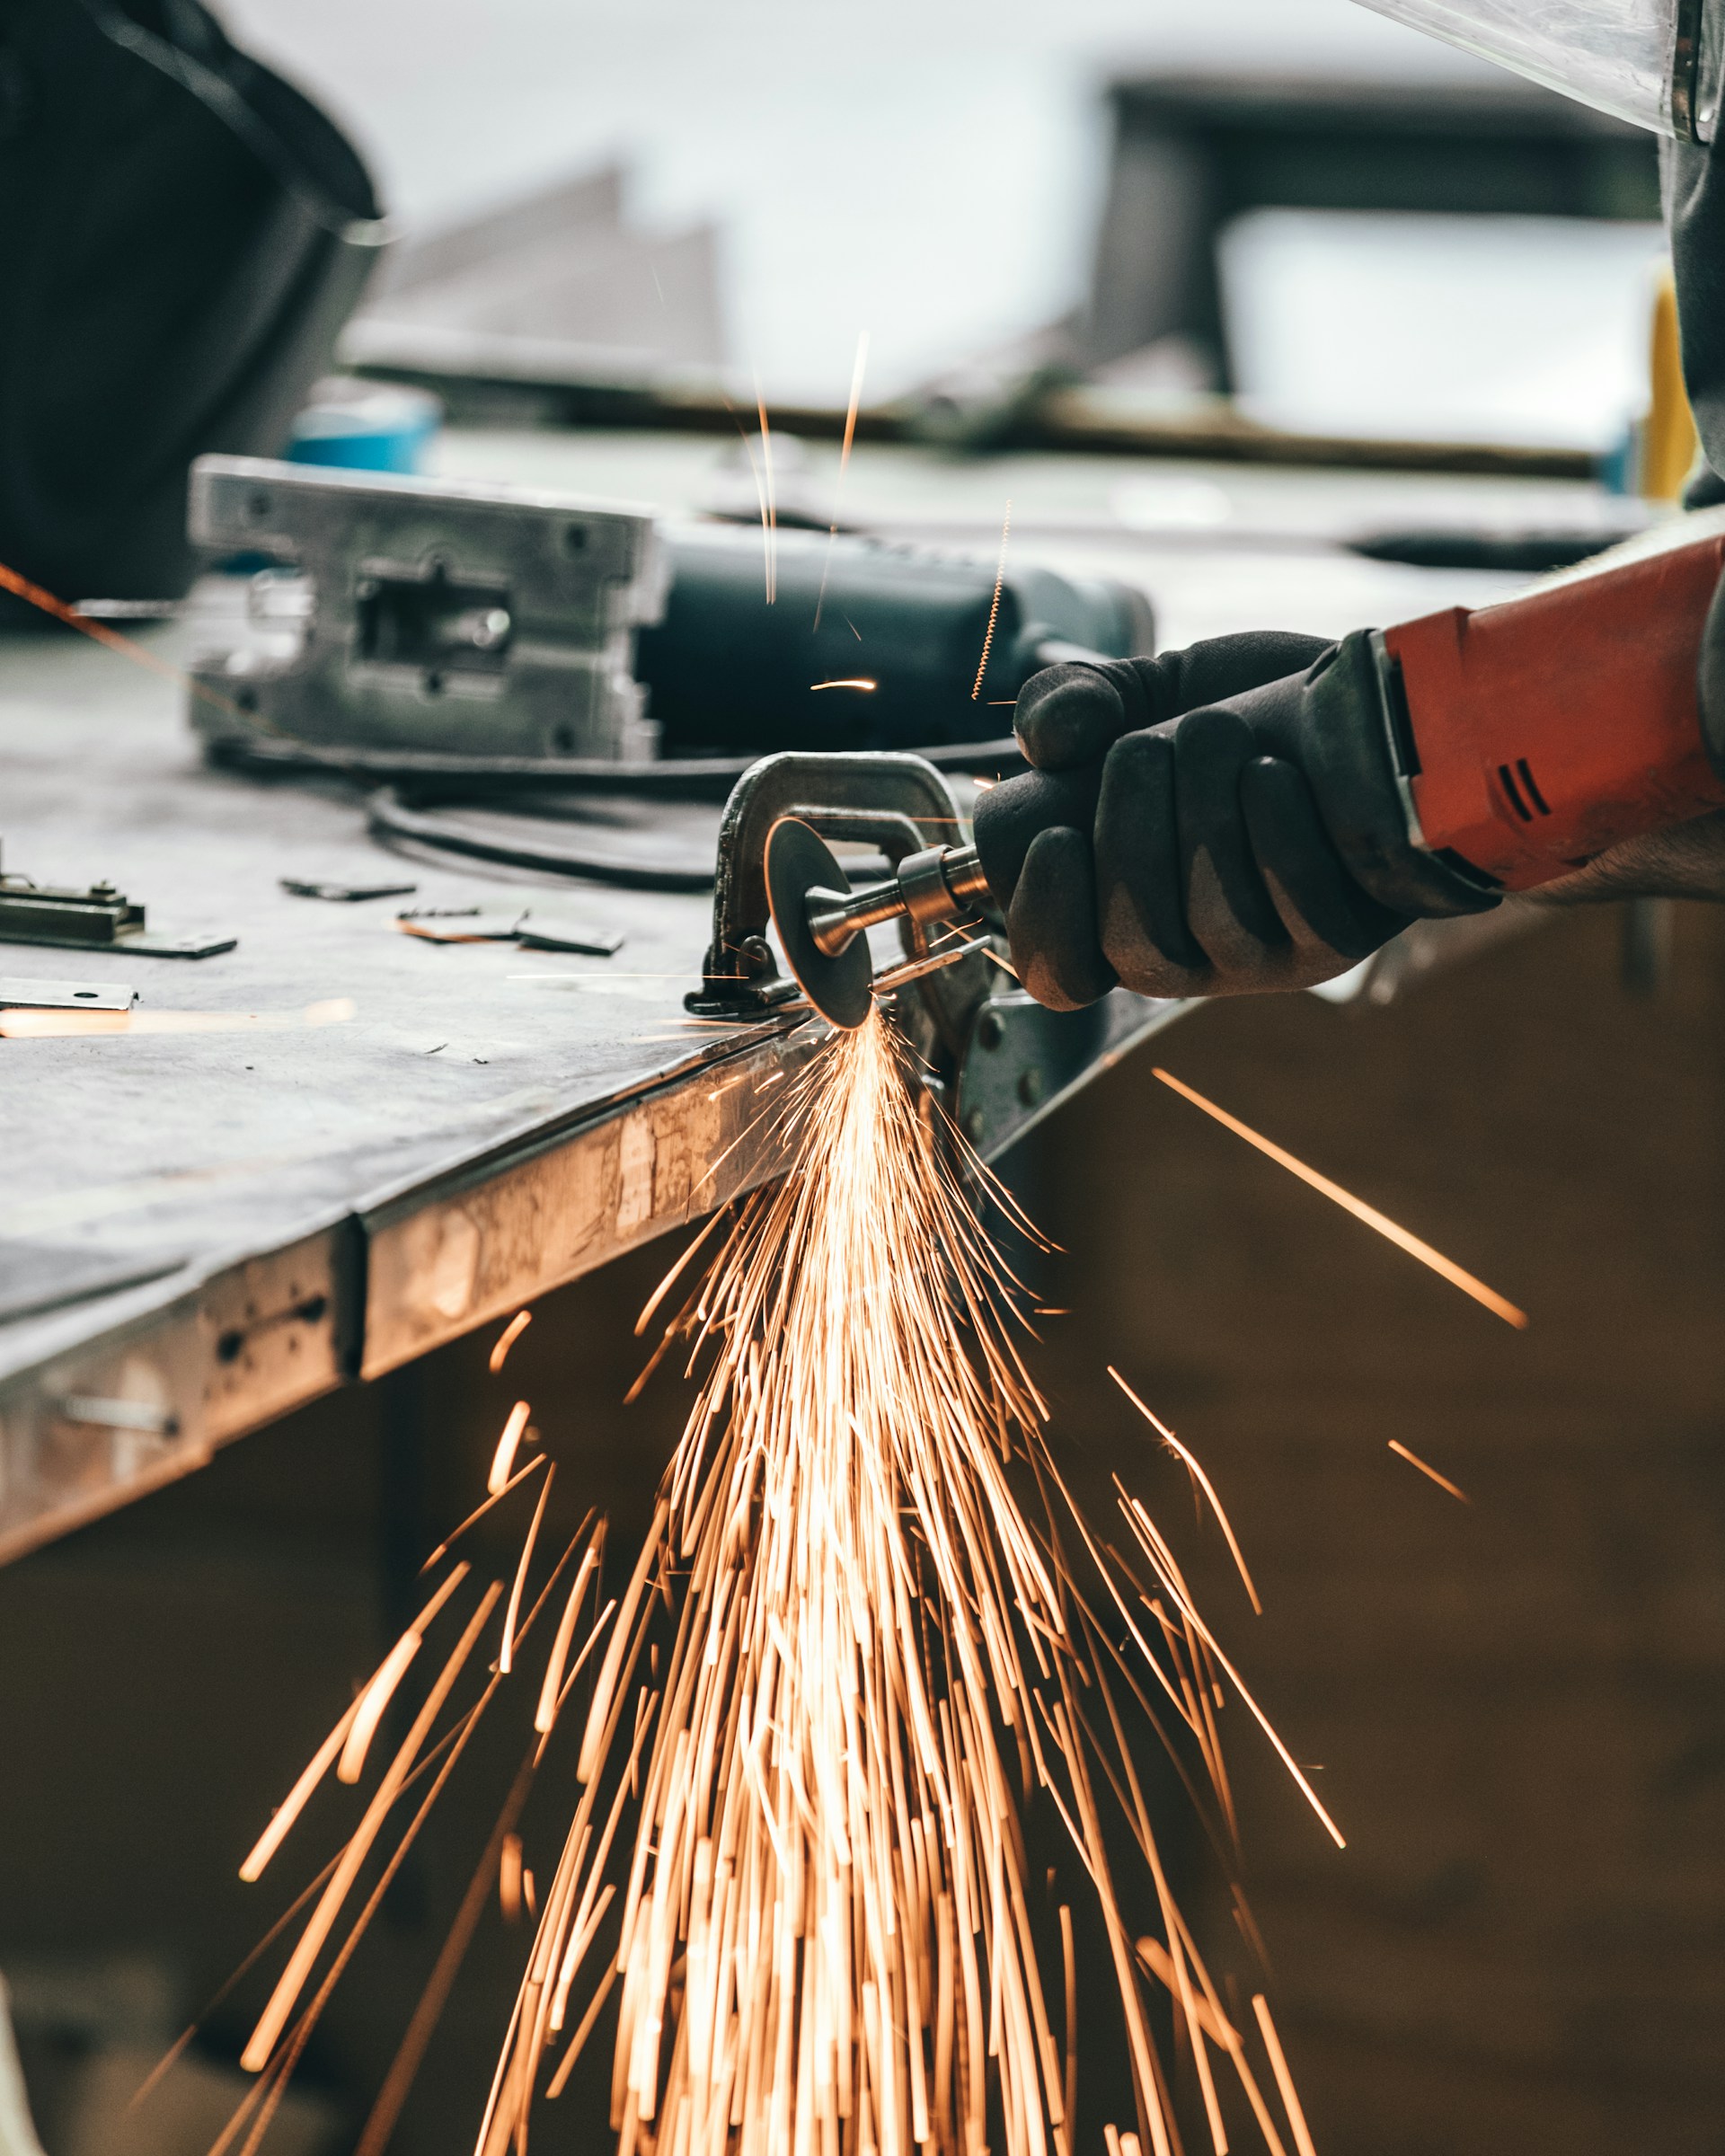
[765,816,874,1029]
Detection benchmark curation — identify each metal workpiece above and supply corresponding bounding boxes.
[957,989,1191,1161]
[0,1011,826,1564]
[185,455,667,764]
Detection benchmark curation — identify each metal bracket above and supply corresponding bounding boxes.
[186,455,667,764]
[0,978,135,1013]
[0,847,234,960]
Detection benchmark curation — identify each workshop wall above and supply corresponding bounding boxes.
[0,899,1717,2154]
[1032,898,1725,2156]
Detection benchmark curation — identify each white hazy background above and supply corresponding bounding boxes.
[223,0,1488,393]
[223,0,1665,442]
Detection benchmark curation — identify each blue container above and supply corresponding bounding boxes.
[287,381,443,473]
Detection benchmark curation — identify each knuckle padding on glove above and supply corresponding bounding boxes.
[1013,631,1335,775]
[1239,757,1413,957]
[1172,709,1289,959]
[1007,826,1119,1011]
[1013,663,1142,773]
[1157,632,1334,720]
[1093,729,1206,974]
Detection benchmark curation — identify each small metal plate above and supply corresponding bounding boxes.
[125,932,238,959]
[395,909,526,943]
[516,916,625,957]
[0,976,136,1012]
[281,878,418,902]
[765,817,874,1030]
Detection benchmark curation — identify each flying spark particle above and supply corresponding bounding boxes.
[972,499,1013,700]
[1388,1439,1473,1504]
[1153,1066,1528,1329]
[489,1310,532,1373]
[487,1401,533,1495]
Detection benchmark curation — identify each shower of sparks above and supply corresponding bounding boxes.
[490,1311,533,1373]
[206,1016,1330,2156]
[815,330,871,632]
[1152,1068,1528,1330]
[971,500,1013,701]
[1387,1441,1472,1505]
[472,1015,1325,2156]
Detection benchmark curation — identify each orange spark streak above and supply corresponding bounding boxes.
[535,1536,602,1733]
[241,1564,470,1877]
[814,329,870,632]
[241,1584,502,2072]
[500,1464,554,1673]
[1252,1997,1319,2156]
[972,498,1013,700]
[489,1311,532,1373]
[500,1833,525,1922]
[1110,1368,1262,1614]
[339,1639,420,1785]
[0,556,253,728]
[420,1454,545,1571]
[1153,1067,1528,1329]
[1388,1439,1472,1504]
[238,1714,358,1886]
[809,677,877,691]
[487,1401,533,1495]
[754,369,777,605]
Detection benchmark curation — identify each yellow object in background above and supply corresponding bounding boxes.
[1641,272,1700,501]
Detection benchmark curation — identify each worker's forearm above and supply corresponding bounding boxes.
[1528,809,1725,904]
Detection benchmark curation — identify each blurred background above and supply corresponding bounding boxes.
[226,0,1670,452]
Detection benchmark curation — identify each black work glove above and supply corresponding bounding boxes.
[972,632,1498,1010]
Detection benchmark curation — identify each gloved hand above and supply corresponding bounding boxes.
[972,631,1498,1010]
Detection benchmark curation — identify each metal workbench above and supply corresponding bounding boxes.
[0,426,1572,1563]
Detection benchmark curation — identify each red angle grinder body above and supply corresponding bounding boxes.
[1383,529,1725,890]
